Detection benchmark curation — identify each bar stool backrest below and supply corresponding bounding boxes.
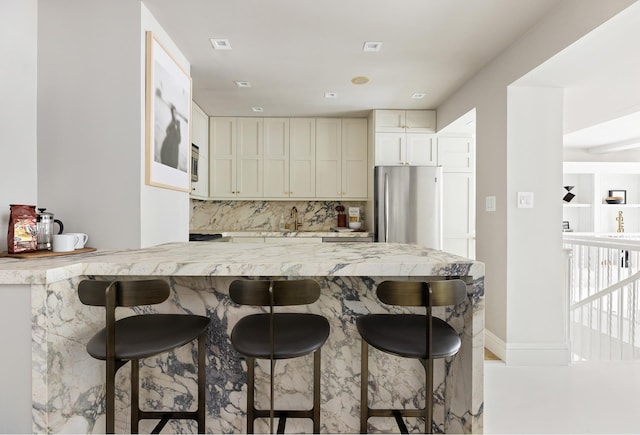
[229,279,320,307]
[78,279,170,308]
[377,279,466,308]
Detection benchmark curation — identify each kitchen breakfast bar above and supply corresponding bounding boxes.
[0,241,484,434]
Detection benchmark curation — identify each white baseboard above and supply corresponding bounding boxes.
[484,330,506,361]
[485,330,570,365]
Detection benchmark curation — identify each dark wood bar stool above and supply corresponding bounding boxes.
[229,279,330,434]
[357,279,467,434]
[78,279,210,434]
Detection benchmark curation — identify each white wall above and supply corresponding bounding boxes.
[140,4,191,247]
[0,1,37,431]
[36,0,190,249]
[0,0,38,251]
[506,86,567,364]
[437,0,635,363]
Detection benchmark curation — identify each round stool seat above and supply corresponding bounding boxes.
[357,313,461,359]
[87,313,211,361]
[231,312,330,359]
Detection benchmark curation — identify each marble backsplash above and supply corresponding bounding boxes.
[190,200,369,232]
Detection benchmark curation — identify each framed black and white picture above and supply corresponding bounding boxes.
[145,31,192,192]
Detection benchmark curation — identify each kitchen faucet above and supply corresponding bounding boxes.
[291,206,302,231]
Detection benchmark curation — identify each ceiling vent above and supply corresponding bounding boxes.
[324,92,338,98]
[235,81,252,88]
[251,107,264,112]
[411,93,426,99]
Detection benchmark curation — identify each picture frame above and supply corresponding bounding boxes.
[608,189,627,204]
[145,31,192,192]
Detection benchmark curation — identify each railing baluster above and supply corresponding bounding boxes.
[564,233,640,362]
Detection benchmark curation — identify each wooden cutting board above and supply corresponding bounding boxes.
[0,247,96,259]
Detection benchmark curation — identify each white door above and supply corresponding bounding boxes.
[341,118,368,198]
[406,133,437,165]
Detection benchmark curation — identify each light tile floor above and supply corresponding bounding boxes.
[484,360,640,433]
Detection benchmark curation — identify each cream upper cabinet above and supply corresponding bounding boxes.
[289,118,316,198]
[263,118,290,198]
[375,132,437,166]
[373,110,437,165]
[316,118,368,199]
[210,117,237,198]
[191,102,209,199]
[340,118,368,198]
[374,109,436,133]
[236,118,263,198]
[263,118,316,199]
[210,117,263,198]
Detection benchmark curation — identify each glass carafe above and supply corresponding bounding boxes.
[36,208,64,250]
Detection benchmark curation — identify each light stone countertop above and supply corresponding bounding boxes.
[0,241,482,285]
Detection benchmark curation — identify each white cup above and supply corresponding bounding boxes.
[66,232,89,249]
[52,234,79,252]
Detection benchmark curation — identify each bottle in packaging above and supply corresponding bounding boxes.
[8,204,38,253]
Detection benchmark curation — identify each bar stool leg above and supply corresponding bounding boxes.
[131,359,140,434]
[424,358,433,434]
[197,332,206,433]
[360,340,369,434]
[247,357,255,434]
[106,358,116,434]
[313,349,321,433]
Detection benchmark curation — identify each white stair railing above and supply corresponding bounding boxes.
[563,233,640,362]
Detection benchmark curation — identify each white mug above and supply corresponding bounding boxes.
[66,232,89,249]
[52,234,79,252]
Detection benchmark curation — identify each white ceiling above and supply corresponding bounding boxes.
[142,0,640,148]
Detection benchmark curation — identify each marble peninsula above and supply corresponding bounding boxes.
[0,241,484,434]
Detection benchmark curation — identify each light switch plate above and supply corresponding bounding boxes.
[517,192,534,208]
[486,196,496,212]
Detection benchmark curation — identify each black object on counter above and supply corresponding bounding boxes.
[189,233,223,241]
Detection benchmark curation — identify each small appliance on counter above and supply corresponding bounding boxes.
[36,208,64,250]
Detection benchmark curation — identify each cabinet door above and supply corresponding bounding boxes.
[263,118,290,198]
[406,133,437,165]
[437,136,474,172]
[210,117,237,198]
[191,103,209,198]
[405,110,436,132]
[374,132,405,165]
[374,110,406,132]
[315,118,342,198]
[341,118,368,198]
[442,172,475,259]
[236,118,263,198]
[289,118,316,198]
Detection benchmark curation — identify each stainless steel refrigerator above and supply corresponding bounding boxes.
[374,166,443,249]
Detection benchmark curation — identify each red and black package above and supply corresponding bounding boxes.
[7,204,37,253]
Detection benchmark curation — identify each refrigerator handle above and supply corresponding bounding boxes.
[384,172,389,242]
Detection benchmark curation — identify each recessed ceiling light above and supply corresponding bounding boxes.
[363,41,383,52]
[210,38,232,50]
[411,93,426,99]
[251,107,264,112]
[351,76,370,85]
[235,81,252,88]
[324,92,337,98]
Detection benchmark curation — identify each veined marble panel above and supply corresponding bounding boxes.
[190,200,368,232]
[34,273,483,434]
